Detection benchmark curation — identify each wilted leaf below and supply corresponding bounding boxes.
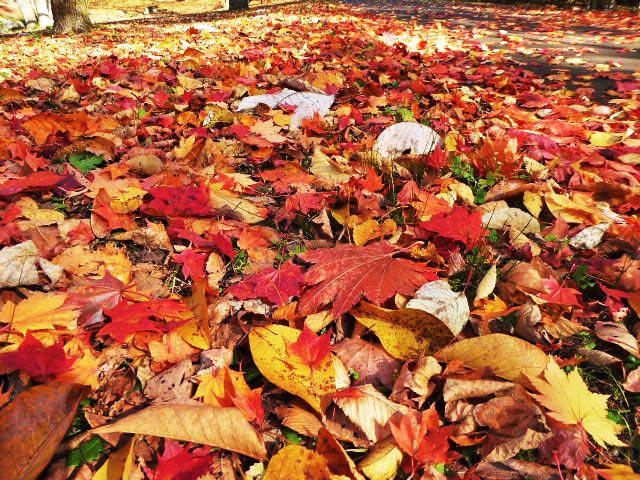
[352,302,454,360]
[434,333,549,384]
[406,280,470,336]
[0,240,40,288]
[372,122,442,160]
[93,404,267,460]
[333,338,401,388]
[594,321,640,357]
[333,384,407,443]
[0,382,87,480]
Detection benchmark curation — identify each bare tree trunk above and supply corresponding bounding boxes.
[52,0,91,33]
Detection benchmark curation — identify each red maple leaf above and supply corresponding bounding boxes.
[141,185,214,217]
[427,145,447,169]
[144,440,214,480]
[389,405,459,468]
[418,206,486,248]
[98,299,190,342]
[231,387,265,425]
[298,241,439,317]
[288,325,332,368]
[540,276,582,306]
[0,333,76,381]
[0,171,66,197]
[174,249,207,280]
[229,261,304,306]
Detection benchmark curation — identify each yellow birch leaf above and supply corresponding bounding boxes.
[93,404,266,460]
[527,358,624,447]
[249,325,336,413]
[0,292,78,334]
[434,333,549,384]
[351,302,454,360]
[263,445,331,480]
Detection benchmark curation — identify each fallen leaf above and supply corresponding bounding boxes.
[358,436,403,480]
[333,338,401,388]
[527,358,624,447]
[372,122,442,160]
[93,404,266,460]
[298,241,439,317]
[434,333,549,384]
[263,444,330,480]
[249,324,336,413]
[0,382,87,480]
[0,240,40,288]
[351,302,454,360]
[406,280,470,336]
[596,463,640,479]
[333,384,408,443]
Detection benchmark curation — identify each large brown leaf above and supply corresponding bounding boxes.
[0,382,87,480]
[298,241,438,317]
[92,404,266,460]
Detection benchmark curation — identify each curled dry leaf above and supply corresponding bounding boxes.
[569,223,610,250]
[391,356,442,408]
[473,264,497,304]
[406,280,470,335]
[434,333,549,384]
[93,404,267,460]
[481,207,540,247]
[0,240,40,288]
[623,369,640,393]
[372,122,442,160]
[594,321,640,357]
[0,382,87,480]
[351,302,454,360]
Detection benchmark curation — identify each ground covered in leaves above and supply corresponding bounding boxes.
[0,1,640,479]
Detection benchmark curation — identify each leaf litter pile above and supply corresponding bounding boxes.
[0,2,640,479]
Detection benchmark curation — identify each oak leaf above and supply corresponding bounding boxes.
[298,241,439,317]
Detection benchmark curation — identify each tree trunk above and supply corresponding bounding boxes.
[17,0,38,27]
[226,0,249,11]
[35,0,53,28]
[52,0,91,33]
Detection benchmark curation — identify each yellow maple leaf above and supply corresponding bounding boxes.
[0,291,78,334]
[527,359,624,447]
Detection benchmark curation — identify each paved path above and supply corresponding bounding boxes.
[342,0,640,102]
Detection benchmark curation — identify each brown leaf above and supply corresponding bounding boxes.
[93,404,266,460]
[333,338,401,388]
[0,382,87,480]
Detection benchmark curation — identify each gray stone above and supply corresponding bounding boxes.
[0,18,24,33]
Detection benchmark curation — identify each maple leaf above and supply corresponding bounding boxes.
[288,325,332,368]
[418,206,486,248]
[141,185,214,217]
[98,299,191,342]
[0,171,66,197]
[0,333,76,381]
[228,262,304,306]
[527,358,624,447]
[174,249,207,280]
[144,440,214,480]
[0,292,78,334]
[539,276,582,306]
[389,406,459,467]
[298,241,439,317]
